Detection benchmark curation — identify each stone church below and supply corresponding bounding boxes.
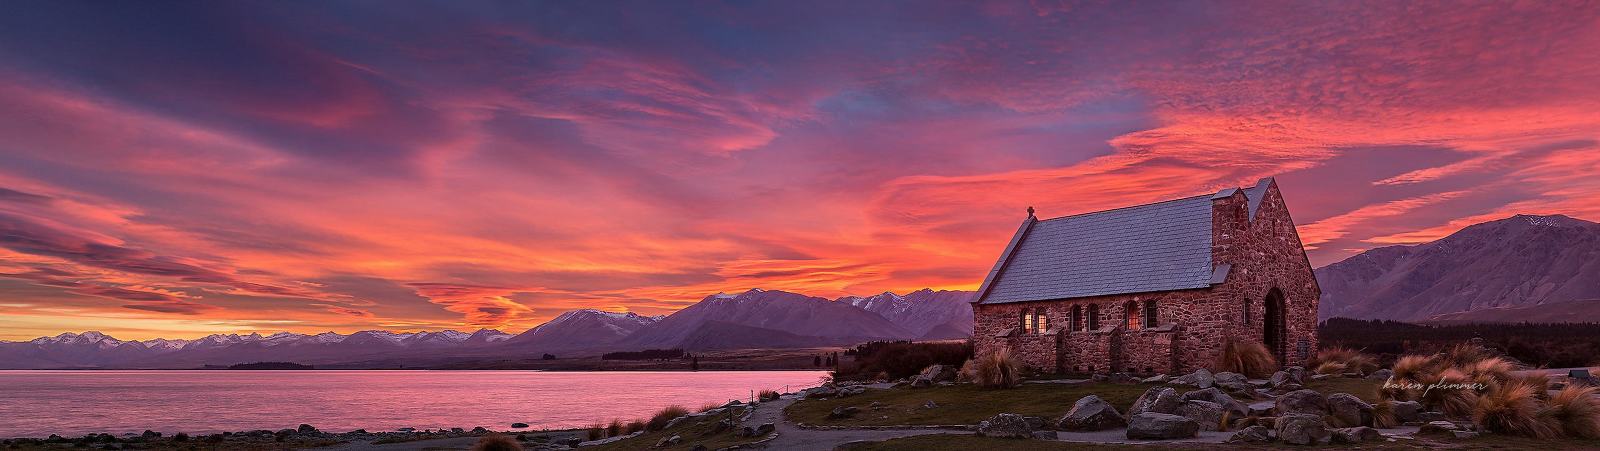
[970,177,1319,376]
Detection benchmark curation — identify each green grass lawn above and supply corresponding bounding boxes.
[581,409,765,451]
[838,432,1600,450]
[787,378,1389,427]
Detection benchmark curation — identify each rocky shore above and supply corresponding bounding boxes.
[0,423,589,450]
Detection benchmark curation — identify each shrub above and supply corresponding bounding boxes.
[960,348,1021,388]
[1310,347,1378,375]
[624,419,646,434]
[758,389,781,402]
[1473,380,1559,439]
[1213,338,1277,378]
[605,419,623,437]
[1372,400,1398,429]
[646,405,690,431]
[835,340,972,381]
[472,433,523,451]
[1549,385,1600,439]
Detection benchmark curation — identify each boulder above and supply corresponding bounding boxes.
[1326,393,1373,427]
[1417,420,1463,437]
[1331,426,1383,444]
[1172,369,1215,388]
[910,377,933,388]
[1274,389,1328,416]
[297,424,318,434]
[977,413,1033,439]
[1130,387,1182,415]
[838,386,865,397]
[1126,413,1200,440]
[1056,395,1127,431]
[510,423,529,429]
[1390,401,1422,423]
[1274,414,1331,445]
[918,364,957,383]
[828,406,859,419]
[1226,425,1275,443]
[654,434,682,447]
[1022,416,1046,430]
[1031,430,1059,440]
[1248,401,1276,416]
[1214,372,1248,385]
[804,385,839,399]
[1269,371,1293,387]
[1178,400,1225,431]
[1142,374,1169,384]
[1284,366,1306,383]
[1182,387,1248,417]
[1366,369,1394,381]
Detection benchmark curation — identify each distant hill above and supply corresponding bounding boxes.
[1,287,978,368]
[1425,299,1600,324]
[1317,214,1600,321]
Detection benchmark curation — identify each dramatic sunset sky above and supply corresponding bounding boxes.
[2,1,1598,340]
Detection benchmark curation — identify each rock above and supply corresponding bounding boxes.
[1031,430,1058,440]
[977,413,1033,439]
[1310,374,1331,381]
[828,406,859,419]
[1452,430,1480,439]
[1417,420,1462,437]
[1326,393,1373,427]
[1248,401,1276,416]
[1172,369,1215,388]
[141,431,161,439]
[1366,369,1394,381]
[1130,387,1182,415]
[1331,426,1383,444]
[1269,371,1292,387]
[1274,414,1331,445]
[1284,366,1306,383]
[471,427,489,434]
[1056,395,1127,431]
[1275,389,1328,416]
[1178,400,1225,431]
[1022,416,1046,430]
[918,364,957,383]
[1216,381,1256,398]
[1391,401,1422,423]
[297,424,318,434]
[511,422,528,429]
[1214,372,1248,385]
[1417,411,1449,423]
[910,378,933,388]
[1182,387,1248,417]
[654,434,682,447]
[1142,374,1169,384]
[804,385,839,399]
[1126,413,1200,440]
[1226,425,1275,443]
[838,386,866,397]
[923,400,939,409]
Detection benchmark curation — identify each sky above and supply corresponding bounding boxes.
[1,1,1598,340]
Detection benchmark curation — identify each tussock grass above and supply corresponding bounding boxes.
[1473,380,1559,439]
[1310,347,1377,376]
[471,433,523,451]
[1549,385,1600,439]
[759,389,781,402]
[1371,400,1398,429]
[646,405,690,431]
[960,348,1021,389]
[605,419,623,437]
[1214,338,1277,378]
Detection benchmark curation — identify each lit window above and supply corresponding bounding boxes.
[1125,301,1141,330]
[1036,309,1049,333]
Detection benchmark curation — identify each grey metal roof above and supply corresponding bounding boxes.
[976,194,1217,304]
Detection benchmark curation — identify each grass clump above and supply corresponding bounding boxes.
[1309,346,1377,376]
[472,433,523,451]
[624,419,646,434]
[1473,380,1559,439]
[960,348,1021,388]
[759,389,781,402]
[1548,385,1600,439]
[605,419,623,437]
[646,405,691,431]
[1214,337,1277,378]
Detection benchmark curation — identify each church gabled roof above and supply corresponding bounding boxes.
[973,179,1274,305]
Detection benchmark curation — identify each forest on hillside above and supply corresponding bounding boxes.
[1319,318,1600,369]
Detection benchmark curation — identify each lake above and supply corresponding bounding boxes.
[0,370,829,438]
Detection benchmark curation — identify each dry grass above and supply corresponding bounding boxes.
[624,419,646,434]
[1427,367,1480,418]
[1443,343,1491,369]
[698,401,725,413]
[1549,385,1600,439]
[646,405,690,431]
[1310,347,1378,376]
[585,423,604,441]
[1213,338,1277,378]
[1391,355,1437,384]
[1466,357,1518,391]
[759,389,781,402]
[605,419,624,437]
[1372,400,1398,429]
[1473,380,1560,439]
[960,348,1021,389]
[471,434,523,451]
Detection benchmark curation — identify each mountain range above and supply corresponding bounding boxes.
[0,288,975,369]
[1315,214,1600,322]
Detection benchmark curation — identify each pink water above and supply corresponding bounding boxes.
[0,370,828,437]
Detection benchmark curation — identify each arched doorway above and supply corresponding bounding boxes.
[1262,288,1288,364]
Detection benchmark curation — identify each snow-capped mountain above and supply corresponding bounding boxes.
[618,289,917,351]
[503,309,662,353]
[837,289,975,339]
